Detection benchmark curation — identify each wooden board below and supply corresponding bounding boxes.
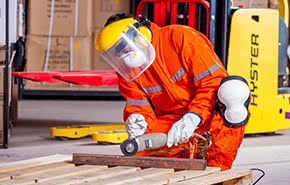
[0,154,71,168]
[171,169,253,185]
[73,153,206,170]
[1,155,252,185]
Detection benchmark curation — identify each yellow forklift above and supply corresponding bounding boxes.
[227,0,290,134]
[133,0,290,134]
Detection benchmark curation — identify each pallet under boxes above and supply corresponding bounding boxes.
[0,154,252,185]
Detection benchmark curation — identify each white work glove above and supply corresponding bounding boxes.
[167,113,201,147]
[125,114,147,139]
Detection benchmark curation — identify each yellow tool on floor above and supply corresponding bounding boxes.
[50,124,126,140]
[92,130,128,144]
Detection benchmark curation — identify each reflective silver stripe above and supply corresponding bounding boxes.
[126,100,150,105]
[143,86,163,93]
[172,66,186,83]
[194,64,220,82]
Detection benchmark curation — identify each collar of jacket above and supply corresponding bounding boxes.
[150,22,161,46]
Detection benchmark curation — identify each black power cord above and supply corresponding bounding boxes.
[250,168,265,185]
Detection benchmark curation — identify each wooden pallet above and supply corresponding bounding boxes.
[0,154,252,185]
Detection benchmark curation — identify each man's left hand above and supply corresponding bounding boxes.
[167,113,201,147]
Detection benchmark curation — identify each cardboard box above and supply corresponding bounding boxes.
[93,0,131,28]
[251,0,269,8]
[231,0,250,7]
[269,0,278,9]
[0,65,5,97]
[25,35,92,89]
[26,35,92,72]
[28,0,93,36]
[0,48,5,65]
[92,49,114,70]
[232,0,269,8]
[92,29,113,70]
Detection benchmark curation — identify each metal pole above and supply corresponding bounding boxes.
[209,0,217,48]
[3,0,10,148]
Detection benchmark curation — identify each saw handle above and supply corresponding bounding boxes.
[135,133,168,152]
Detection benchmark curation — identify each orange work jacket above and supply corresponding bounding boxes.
[118,23,228,133]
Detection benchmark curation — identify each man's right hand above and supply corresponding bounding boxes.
[125,114,148,139]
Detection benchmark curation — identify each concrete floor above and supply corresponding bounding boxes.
[1,99,290,184]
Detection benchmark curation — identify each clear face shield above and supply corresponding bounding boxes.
[100,25,156,82]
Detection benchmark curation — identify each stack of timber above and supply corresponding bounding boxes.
[0,154,252,185]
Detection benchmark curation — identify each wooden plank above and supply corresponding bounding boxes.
[39,166,140,185]
[73,153,206,170]
[79,168,175,185]
[133,167,220,185]
[171,169,252,185]
[5,165,108,185]
[0,163,44,173]
[223,174,252,185]
[0,154,71,171]
[0,161,74,181]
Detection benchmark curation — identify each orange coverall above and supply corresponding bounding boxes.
[118,23,246,170]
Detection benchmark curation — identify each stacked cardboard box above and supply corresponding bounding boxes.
[269,0,279,9]
[92,0,131,71]
[232,0,269,8]
[232,0,280,9]
[25,35,92,89]
[252,0,269,8]
[25,0,131,91]
[28,0,93,36]
[25,0,93,90]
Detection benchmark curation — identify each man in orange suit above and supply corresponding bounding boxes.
[95,13,250,170]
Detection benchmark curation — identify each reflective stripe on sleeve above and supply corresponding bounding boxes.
[143,86,163,93]
[193,63,220,82]
[126,100,150,105]
[172,66,186,83]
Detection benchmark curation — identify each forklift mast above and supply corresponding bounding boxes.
[133,0,231,67]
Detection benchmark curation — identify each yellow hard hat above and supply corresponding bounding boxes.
[95,18,152,53]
